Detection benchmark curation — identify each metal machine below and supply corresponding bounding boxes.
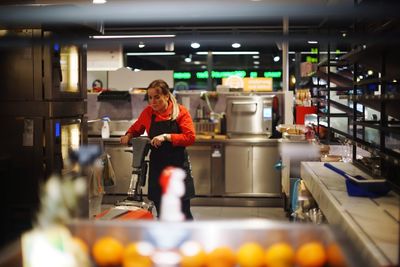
[226,95,276,138]
[96,137,154,220]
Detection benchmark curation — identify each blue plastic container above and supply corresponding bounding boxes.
[324,163,390,198]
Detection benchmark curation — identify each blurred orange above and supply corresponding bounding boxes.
[295,241,327,267]
[92,236,124,267]
[123,242,153,267]
[326,243,347,267]
[237,242,265,267]
[206,246,236,267]
[71,236,89,253]
[265,242,295,267]
[180,241,207,267]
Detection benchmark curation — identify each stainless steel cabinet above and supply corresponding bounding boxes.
[186,145,211,195]
[225,146,252,193]
[225,143,281,196]
[186,142,225,196]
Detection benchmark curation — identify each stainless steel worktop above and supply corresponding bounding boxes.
[301,162,399,267]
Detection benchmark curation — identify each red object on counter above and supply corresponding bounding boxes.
[296,106,317,125]
[95,208,153,220]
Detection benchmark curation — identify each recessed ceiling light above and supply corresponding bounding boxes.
[126,52,175,56]
[253,61,260,65]
[307,40,318,44]
[232,43,241,48]
[184,57,192,63]
[194,61,201,65]
[93,0,106,4]
[367,70,373,75]
[254,66,259,69]
[273,56,280,62]
[90,34,175,39]
[138,42,145,48]
[253,55,259,59]
[196,51,259,55]
[191,42,200,49]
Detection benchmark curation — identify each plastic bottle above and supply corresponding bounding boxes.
[101,116,110,139]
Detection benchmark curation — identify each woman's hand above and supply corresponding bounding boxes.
[151,134,168,148]
[120,134,131,145]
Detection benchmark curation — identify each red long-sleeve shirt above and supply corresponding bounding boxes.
[126,101,195,147]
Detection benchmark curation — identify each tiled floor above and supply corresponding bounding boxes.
[191,206,289,221]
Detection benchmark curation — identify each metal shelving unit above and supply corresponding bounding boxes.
[316,41,400,191]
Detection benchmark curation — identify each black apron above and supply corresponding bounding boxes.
[148,114,195,206]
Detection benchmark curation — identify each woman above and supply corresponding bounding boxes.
[120,79,195,219]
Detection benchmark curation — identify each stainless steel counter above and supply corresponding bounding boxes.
[301,162,399,267]
[89,136,282,205]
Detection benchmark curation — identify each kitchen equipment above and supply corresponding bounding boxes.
[96,137,154,220]
[226,95,276,137]
[324,163,390,197]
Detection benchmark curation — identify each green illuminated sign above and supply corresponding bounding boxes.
[264,71,282,78]
[174,70,282,80]
[306,56,318,63]
[311,48,318,54]
[196,71,247,79]
[250,72,258,78]
[174,72,191,79]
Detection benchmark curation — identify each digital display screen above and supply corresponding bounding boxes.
[55,121,61,137]
[263,107,272,119]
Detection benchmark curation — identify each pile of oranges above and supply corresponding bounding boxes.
[75,235,346,267]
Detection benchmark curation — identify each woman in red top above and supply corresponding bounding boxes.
[120,79,195,219]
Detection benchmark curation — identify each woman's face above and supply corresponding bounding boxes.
[147,87,169,112]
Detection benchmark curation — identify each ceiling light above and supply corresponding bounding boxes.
[307,40,318,44]
[273,56,280,62]
[253,61,260,65]
[191,42,201,49]
[201,65,207,69]
[165,42,174,52]
[138,42,145,48]
[90,34,176,39]
[342,32,347,37]
[194,61,201,65]
[126,52,176,56]
[93,0,106,4]
[253,55,259,59]
[232,43,241,48]
[254,66,259,69]
[367,70,373,75]
[184,57,192,63]
[196,51,259,55]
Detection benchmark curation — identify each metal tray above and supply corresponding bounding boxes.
[68,219,372,267]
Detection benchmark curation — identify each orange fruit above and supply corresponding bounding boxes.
[265,242,295,267]
[180,241,207,267]
[295,241,327,267]
[71,236,89,253]
[92,236,124,267]
[236,242,265,267]
[123,241,153,267]
[205,246,236,267]
[326,243,346,267]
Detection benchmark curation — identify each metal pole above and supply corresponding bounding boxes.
[207,51,213,90]
[282,17,289,92]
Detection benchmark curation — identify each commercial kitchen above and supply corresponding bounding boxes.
[0,1,399,267]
